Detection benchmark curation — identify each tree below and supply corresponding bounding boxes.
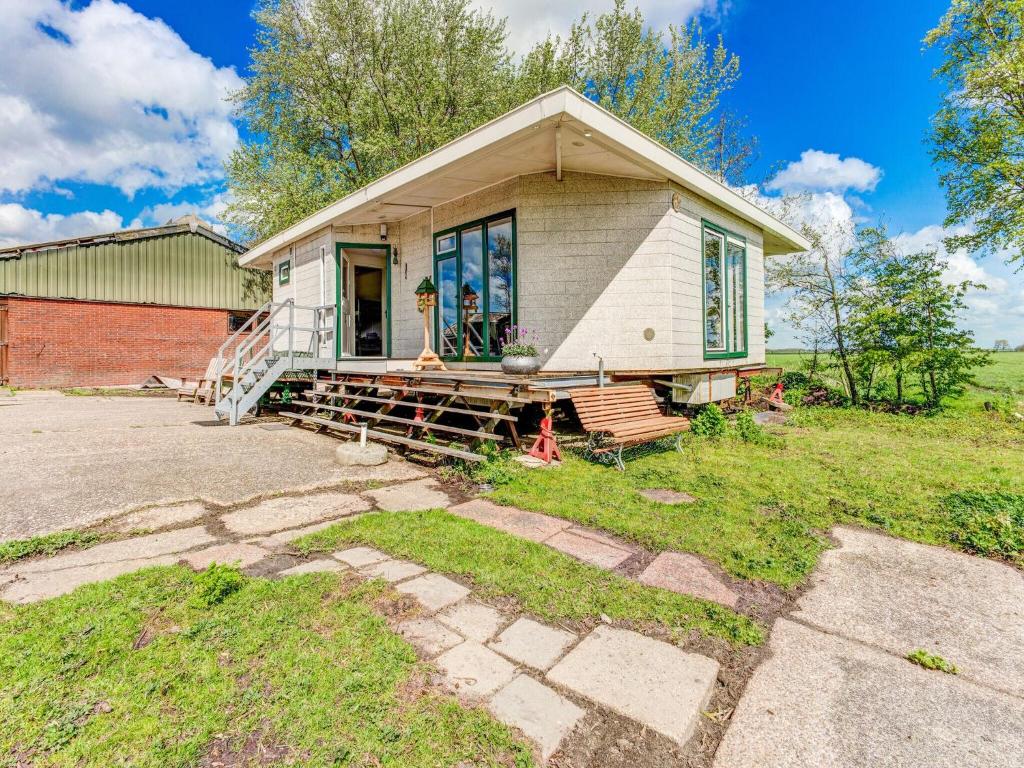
[226,0,518,241]
[514,0,755,183]
[926,0,1024,267]
[847,226,991,408]
[994,339,1010,351]
[766,219,862,403]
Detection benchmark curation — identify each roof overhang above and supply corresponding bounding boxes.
[239,86,810,269]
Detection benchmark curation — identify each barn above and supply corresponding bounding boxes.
[0,215,266,388]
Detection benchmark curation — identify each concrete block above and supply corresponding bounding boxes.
[547,625,718,746]
[396,573,470,612]
[438,600,508,642]
[435,641,518,699]
[332,546,389,568]
[638,552,739,608]
[489,617,577,671]
[448,499,571,543]
[489,675,586,762]
[335,442,388,466]
[545,530,633,569]
[277,558,347,576]
[364,478,450,512]
[359,558,426,583]
[182,543,268,570]
[396,617,464,657]
[220,492,369,535]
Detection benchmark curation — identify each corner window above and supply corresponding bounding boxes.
[433,211,516,361]
[277,259,291,286]
[703,222,747,358]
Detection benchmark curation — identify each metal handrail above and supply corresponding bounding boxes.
[214,300,335,418]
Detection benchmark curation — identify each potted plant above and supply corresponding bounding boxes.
[499,325,541,375]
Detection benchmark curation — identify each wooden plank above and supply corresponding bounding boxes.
[302,389,517,421]
[281,411,486,462]
[332,379,543,404]
[289,400,504,442]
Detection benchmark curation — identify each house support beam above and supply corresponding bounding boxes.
[555,124,563,181]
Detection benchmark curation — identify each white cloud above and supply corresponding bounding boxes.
[766,149,882,195]
[892,224,1009,293]
[0,203,125,248]
[0,0,243,196]
[475,0,716,56]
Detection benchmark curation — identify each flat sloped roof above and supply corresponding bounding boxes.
[240,86,810,268]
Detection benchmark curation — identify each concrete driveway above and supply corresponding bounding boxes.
[0,392,421,542]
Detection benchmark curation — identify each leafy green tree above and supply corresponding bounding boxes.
[516,0,752,183]
[926,0,1024,267]
[226,0,517,241]
[848,226,990,408]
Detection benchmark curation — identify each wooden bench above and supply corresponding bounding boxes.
[177,358,219,404]
[569,385,690,470]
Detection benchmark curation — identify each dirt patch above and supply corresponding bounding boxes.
[199,722,292,768]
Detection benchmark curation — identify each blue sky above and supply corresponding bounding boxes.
[1,0,1020,346]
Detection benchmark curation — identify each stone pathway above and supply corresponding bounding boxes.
[0,478,720,764]
[714,526,1024,768]
[320,543,719,761]
[450,498,741,607]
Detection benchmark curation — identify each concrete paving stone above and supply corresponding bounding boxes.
[9,526,216,575]
[713,619,1024,768]
[448,499,572,543]
[220,492,370,536]
[638,551,739,608]
[489,617,577,671]
[2,555,180,603]
[259,517,364,548]
[0,395,422,542]
[359,558,427,583]
[435,641,518,699]
[437,600,508,642]
[637,488,697,504]
[489,674,586,762]
[547,625,718,746]
[396,573,471,613]
[181,543,268,570]
[793,525,1024,698]
[332,546,389,568]
[277,559,348,577]
[396,617,464,657]
[364,478,451,512]
[545,530,633,569]
[108,502,208,532]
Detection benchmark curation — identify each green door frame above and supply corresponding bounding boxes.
[335,242,392,359]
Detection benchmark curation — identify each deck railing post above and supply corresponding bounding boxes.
[288,300,295,371]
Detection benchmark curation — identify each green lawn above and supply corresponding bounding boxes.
[488,405,1024,588]
[298,509,762,646]
[0,566,532,768]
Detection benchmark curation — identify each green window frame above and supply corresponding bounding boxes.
[433,210,517,362]
[277,259,291,286]
[701,220,748,360]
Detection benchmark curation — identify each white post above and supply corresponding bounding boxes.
[360,423,368,448]
[288,300,295,370]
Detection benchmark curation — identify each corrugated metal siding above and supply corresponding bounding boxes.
[0,231,267,310]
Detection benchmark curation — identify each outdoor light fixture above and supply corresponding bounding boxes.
[392,246,400,266]
[379,223,388,241]
[583,130,592,138]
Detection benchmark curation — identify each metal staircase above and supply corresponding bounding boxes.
[213,300,335,425]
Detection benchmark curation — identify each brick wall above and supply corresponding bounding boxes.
[4,296,235,388]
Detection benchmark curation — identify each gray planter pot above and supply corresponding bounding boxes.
[501,355,542,376]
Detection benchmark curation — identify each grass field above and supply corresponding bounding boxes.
[766,350,1024,399]
[485,351,1024,588]
[0,566,532,768]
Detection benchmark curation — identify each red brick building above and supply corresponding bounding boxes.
[0,216,267,388]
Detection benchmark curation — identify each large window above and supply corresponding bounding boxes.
[433,211,515,361]
[702,221,747,358]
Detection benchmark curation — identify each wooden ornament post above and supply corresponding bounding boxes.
[413,277,446,371]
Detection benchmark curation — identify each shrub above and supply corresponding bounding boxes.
[691,403,727,438]
[735,410,766,443]
[190,563,245,608]
[943,491,1024,563]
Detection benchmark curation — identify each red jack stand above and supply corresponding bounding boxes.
[528,415,562,464]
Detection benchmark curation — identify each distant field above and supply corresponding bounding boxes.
[767,350,1024,398]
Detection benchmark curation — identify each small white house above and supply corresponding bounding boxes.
[238,86,808,403]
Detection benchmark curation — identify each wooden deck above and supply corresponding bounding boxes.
[282,370,556,462]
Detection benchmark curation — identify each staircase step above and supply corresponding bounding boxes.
[280,411,486,463]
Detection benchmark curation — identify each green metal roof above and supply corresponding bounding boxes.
[0,220,267,310]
